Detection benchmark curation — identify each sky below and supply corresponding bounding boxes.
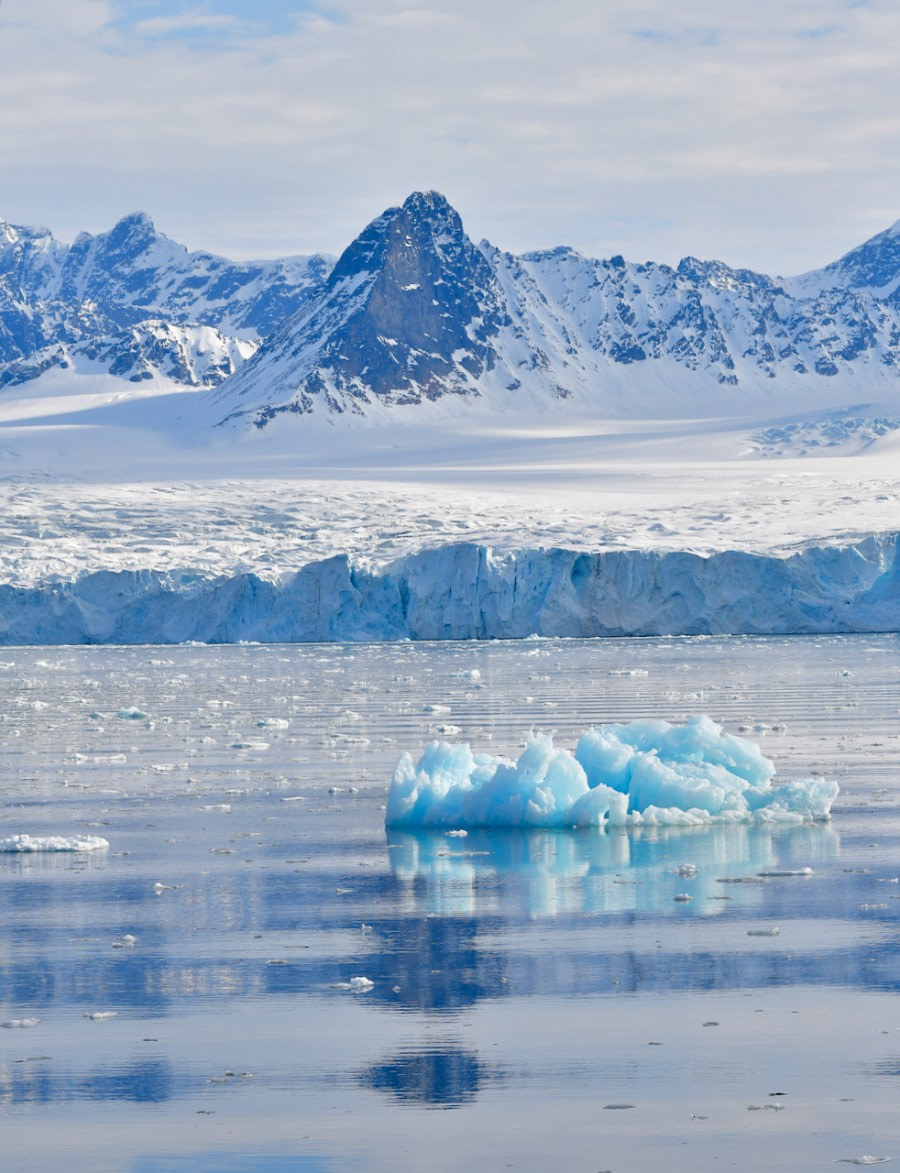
[0,0,899,274]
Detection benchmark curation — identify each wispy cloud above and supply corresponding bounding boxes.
[131,12,245,38]
[0,0,898,275]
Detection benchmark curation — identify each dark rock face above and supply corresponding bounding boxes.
[321,190,509,400]
[215,192,515,423]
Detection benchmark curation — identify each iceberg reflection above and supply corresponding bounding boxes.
[386,823,841,918]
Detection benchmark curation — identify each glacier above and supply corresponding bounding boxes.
[0,534,896,645]
[385,716,839,829]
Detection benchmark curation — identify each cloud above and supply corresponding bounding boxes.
[0,0,898,274]
[131,12,246,38]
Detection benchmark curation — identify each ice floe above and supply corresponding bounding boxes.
[385,716,839,829]
[0,834,110,852]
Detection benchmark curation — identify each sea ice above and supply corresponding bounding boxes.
[385,716,839,829]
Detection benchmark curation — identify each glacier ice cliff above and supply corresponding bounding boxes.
[0,535,897,645]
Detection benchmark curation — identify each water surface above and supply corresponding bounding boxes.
[1,636,898,1171]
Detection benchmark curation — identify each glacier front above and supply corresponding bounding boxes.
[0,535,896,645]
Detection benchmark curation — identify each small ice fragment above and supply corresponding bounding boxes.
[257,718,289,729]
[835,1159,892,1166]
[1,1018,39,1029]
[281,795,307,802]
[112,935,137,949]
[673,893,693,903]
[200,804,232,813]
[445,829,468,838]
[603,1103,635,1110]
[85,1011,117,1021]
[703,1022,719,1027]
[423,704,451,714]
[152,882,176,894]
[229,740,269,751]
[675,864,698,877]
[747,928,780,937]
[117,707,148,720]
[348,976,374,991]
[758,868,813,877]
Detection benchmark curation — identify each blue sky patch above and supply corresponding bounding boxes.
[111,1,329,42]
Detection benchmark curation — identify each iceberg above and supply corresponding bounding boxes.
[385,716,839,829]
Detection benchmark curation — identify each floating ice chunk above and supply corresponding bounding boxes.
[758,868,813,877]
[836,1159,892,1166]
[85,1011,117,1021]
[257,718,289,729]
[385,717,839,830]
[1,1018,40,1028]
[0,834,109,853]
[117,707,148,720]
[335,976,375,992]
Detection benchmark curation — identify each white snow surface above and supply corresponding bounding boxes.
[386,716,839,829]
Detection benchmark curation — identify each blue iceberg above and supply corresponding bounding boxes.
[385,716,839,829]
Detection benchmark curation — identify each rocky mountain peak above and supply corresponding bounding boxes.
[822,219,900,294]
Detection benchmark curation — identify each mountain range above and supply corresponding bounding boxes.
[2,192,900,428]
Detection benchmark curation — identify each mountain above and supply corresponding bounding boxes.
[4,195,900,418]
[793,218,900,297]
[0,213,332,389]
[209,194,900,431]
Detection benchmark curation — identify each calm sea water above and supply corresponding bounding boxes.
[1,636,898,1172]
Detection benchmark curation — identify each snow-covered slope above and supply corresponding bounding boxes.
[0,212,332,390]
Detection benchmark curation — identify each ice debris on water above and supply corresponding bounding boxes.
[335,976,374,992]
[85,1011,117,1021]
[0,834,109,853]
[835,1159,892,1166]
[1,1018,40,1029]
[385,716,839,829]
